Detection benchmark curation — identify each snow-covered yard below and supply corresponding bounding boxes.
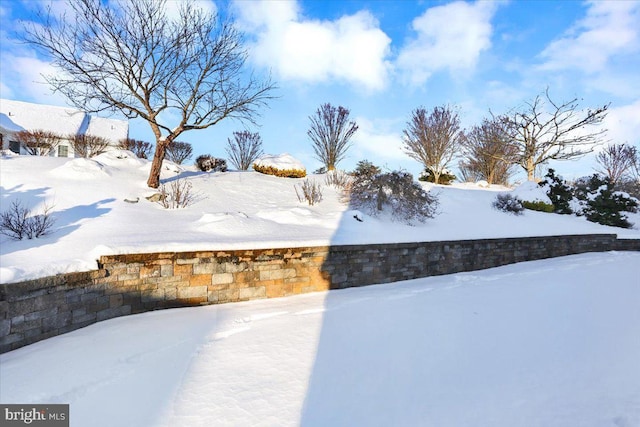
[1,153,639,426]
[1,252,639,426]
[1,151,639,283]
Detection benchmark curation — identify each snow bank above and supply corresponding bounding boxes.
[1,155,638,283]
[511,180,552,203]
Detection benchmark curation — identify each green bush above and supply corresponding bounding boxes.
[575,174,638,228]
[539,169,573,214]
[522,200,554,213]
[418,167,456,185]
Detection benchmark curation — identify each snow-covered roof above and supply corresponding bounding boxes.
[0,99,128,143]
[85,116,128,144]
[0,112,25,133]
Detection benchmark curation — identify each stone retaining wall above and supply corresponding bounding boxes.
[1,234,637,353]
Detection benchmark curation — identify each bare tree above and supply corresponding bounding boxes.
[68,133,110,158]
[595,143,638,184]
[118,138,153,159]
[402,105,463,184]
[23,0,275,188]
[503,89,609,181]
[13,130,62,156]
[307,103,358,171]
[226,131,263,170]
[460,116,519,185]
[165,141,193,165]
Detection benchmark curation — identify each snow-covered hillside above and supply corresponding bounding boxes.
[2,252,639,426]
[1,151,639,283]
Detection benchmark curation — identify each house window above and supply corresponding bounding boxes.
[58,145,69,157]
[9,140,21,154]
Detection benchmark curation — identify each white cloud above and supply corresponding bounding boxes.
[0,52,69,105]
[539,1,640,73]
[351,117,406,161]
[396,1,499,86]
[233,0,391,91]
[603,100,640,145]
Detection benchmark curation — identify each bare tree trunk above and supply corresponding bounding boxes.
[147,140,168,188]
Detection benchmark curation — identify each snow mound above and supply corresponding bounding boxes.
[476,180,490,188]
[94,150,146,167]
[254,153,305,171]
[511,181,552,203]
[51,158,111,179]
[0,150,19,158]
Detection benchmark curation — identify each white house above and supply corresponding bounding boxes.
[0,99,129,157]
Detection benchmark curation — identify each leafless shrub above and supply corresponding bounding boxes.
[460,116,519,185]
[158,179,195,209]
[295,179,323,205]
[69,133,110,157]
[165,141,193,165]
[13,130,62,156]
[402,105,464,184]
[595,143,637,184]
[226,131,264,170]
[0,200,55,240]
[308,103,358,171]
[118,138,153,159]
[324,170,352,189]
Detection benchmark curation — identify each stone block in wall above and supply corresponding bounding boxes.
[189,275,212,286]
[0,319,11,337]
[177,286,207,300]
[96,305,132,322]
[239,287,266,300]
[173,263,193,277]
[141,289,165,303]
[212,273,234,285]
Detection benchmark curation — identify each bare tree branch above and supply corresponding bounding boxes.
[595,143,638,184]
[226,131,263,170]
[402,105,463,184]
[307,103,358,171]
[22,0,276,187]
[502,89,609,181]
[460,116,518,185]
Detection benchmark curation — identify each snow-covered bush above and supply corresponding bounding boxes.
[253,153,306,178]
[493,193,524,215]
[539,169,574,214]
[574,174,638,228]
[418,166,456,185]
[346,161,438,224]
[295,179,323,206]
[196,155,228,172]
[0,200,55,240]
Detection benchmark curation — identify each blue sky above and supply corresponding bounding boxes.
[1,0,639,181]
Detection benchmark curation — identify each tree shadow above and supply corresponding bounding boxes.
[298,179,442,425]
[0,186,114,256]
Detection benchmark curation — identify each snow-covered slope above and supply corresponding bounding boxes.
[1,152,639,283]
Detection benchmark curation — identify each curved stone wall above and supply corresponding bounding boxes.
[2,234,638,353]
